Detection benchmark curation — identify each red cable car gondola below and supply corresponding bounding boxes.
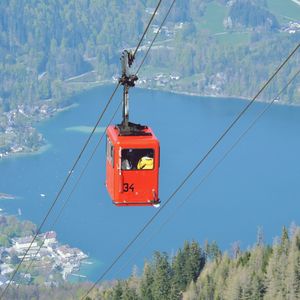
[105,51,160,207]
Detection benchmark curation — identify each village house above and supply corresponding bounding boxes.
[43,231,57,246]
[13,236,38,252]
[56,246,74,260]
[0,231,88,284]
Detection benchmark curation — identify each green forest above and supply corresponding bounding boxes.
[0,0,300,155]
[0,215,36,247]
[1,1,300,299]
[1,0,299,107]
[4,225,300,300]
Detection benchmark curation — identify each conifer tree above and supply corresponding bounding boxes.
[280,226,290,255]
[111,281,123,300]
[140,262,154,300]
[265,233,289,300]
[187,240,205,282]
[152,252,172,300]
[205,241,222,261]
[171,249,185,299]
[121,281,139,300]
[182,280,197,300]
[256,226,264,247]
[286,229,300,299]
[224,267,245,300]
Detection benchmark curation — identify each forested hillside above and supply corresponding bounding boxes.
[94,226,300,300]
[5,226,300,299]
[0,0,300,154]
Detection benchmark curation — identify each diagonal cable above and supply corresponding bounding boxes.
[0,0,163,297]
[17,100,122,288]
[16,0,171,285]
[0,82,120,300]
[135,0,176,75]
[112,68,300,278]
[133,0,162,58]
[80,42,300,300]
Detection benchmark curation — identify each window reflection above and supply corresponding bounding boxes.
[106,138,114,167]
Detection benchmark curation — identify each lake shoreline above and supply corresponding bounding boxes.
[71,79,300,107]
[0,104,79,159]
[137,85,299,108]
[0,143,52,160]
[3,81,299,160]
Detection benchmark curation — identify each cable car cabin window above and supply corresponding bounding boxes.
[121,148,154,170]
[106,138,114,167]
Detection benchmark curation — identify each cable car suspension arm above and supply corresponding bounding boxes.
[119,50,138,130]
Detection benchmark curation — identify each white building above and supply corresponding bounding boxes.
[13,236,37,251]
[56,246,73,260]
[43,231,57,246]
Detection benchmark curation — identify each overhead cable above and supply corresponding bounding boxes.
[80,42,300,300]
[16,0,172,287]
[112,68,300,279]
[0,0,163,297]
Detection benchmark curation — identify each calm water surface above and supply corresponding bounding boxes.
[0,85,300,281]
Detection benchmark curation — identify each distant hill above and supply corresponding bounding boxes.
[228,0,279,30]
[0,0,300,155]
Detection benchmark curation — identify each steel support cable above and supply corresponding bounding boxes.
[15,1,172,288]
[80,43,300,300]
[111,68,300,278]
[0,1,163,297]
[135,0,176,75]
[79,1,177,299]
[51,0,175,231]
[17,101,122,288]
[0,83,120,300]
[18,99,120,282]
[133,0,162,58]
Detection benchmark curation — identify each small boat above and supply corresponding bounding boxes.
[40,194,46,198]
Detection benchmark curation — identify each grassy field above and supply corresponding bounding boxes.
[214,32,251,46]
[199,1,228,34]
[267,0,300,22]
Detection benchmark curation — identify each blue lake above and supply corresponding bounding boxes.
[0,85,300,281]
